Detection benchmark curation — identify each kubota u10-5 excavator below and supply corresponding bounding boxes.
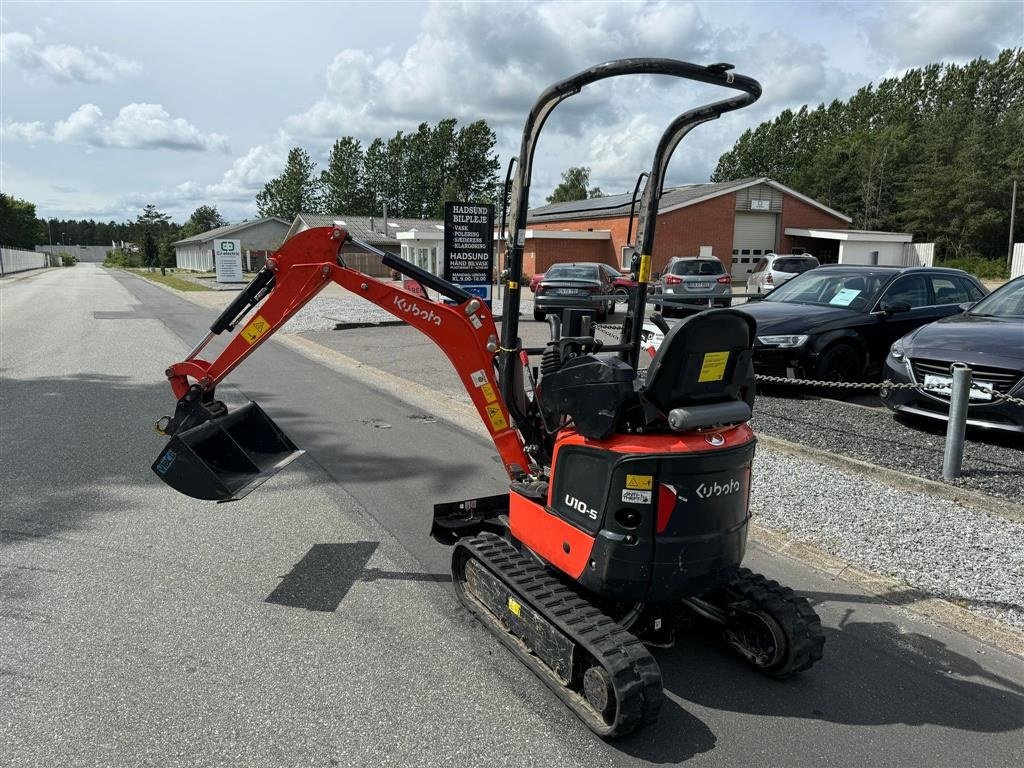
[152,59,824,738]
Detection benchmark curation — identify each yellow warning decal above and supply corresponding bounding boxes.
[638,254,652,284]
[507,597,522,617]
[509,280,519,290]
[698,351,730,382]
[481,383,497,403]
[485,404,509,432]
[625,474,653,490]
[241,315,271,345]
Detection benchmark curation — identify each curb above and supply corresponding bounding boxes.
[756,433,1024,523]
[751,523,1023,658]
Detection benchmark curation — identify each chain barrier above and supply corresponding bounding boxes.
[567,322,1024,407]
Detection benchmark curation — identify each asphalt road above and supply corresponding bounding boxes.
[2,265,1022,767]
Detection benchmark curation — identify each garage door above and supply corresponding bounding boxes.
[732,212,778,282]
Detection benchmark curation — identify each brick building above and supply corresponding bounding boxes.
[524,177,853,283]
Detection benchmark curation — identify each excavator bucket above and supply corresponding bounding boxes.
[151,402,303,502]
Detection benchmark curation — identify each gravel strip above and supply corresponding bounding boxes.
[753,391,1024,504]
[282,294,534,333]
[752,447,1024,630]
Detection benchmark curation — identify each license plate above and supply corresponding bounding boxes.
[555,288,580,295]
[688,282,711,290]
[923,373,993,400]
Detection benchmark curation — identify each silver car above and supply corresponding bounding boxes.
[652,256,732,316]
[747,253,819,295]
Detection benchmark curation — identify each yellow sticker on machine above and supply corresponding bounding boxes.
[485,404,509,431]
[480,383,498,403]
[241,315,271,345]
[698,351,730,382]
[638,254,652,284]
[507,597,522,617]
[625,474,653,490]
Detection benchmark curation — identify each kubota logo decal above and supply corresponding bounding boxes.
[564,494,598,520]
[695,479,741,498]
[394,296,442,326]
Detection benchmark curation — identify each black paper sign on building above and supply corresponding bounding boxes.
[443,202,494,306]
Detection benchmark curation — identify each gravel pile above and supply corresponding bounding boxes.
[752,447,1024,630]
[282,294,534,333]
[753,392,1024,504]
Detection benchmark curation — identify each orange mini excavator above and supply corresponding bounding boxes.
[152,59,824,738]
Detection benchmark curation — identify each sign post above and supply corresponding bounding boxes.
[443,202,494,307]
[214,239,243,283]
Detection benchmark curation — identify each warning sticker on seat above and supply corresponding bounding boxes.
[698,351,730,382]
[241,315,270,345]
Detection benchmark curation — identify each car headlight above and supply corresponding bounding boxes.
[757,334,809,348]
[890,339,906,361]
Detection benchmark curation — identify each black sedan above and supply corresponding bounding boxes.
[738,265,987,382]
[881,276,1024,433]
[533,263,614,322]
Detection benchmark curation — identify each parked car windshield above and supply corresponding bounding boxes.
[670,260,724,276]
[545,265,599,281]
[773,257,818,274]
[600,265,623,279]
[969,277,1024,318]
[763,270,889,309]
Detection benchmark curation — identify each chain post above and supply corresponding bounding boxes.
[942,364,973,481]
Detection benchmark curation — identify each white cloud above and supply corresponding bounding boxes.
[0,30,140,84]
[207,139,289,200]
[861,1,1023,69]
[6,103,229,152]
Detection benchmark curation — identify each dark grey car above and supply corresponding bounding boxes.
[652,256,732,316]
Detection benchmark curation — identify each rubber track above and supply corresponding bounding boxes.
[721,566,825,677]
[454,533,663,738]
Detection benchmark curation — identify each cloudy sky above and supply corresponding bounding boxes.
[2,0,1021,224]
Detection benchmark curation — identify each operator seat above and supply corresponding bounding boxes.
[641,309,756,431]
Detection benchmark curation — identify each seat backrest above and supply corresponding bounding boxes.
[642,309,755,414]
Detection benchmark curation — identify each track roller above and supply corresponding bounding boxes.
[452,533,663,739]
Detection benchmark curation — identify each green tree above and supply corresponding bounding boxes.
[180,205,226,239]
[321,137,368,214]
[713,48,1023,260]
[0,193,45,248]
[546,166,604,204]
[143,231,158,271]
[450,119,501,208]
[256,147,322,219]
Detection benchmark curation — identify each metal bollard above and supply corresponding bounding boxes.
[942,363,972,480]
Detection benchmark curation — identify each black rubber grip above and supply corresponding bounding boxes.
[381,252,474,303]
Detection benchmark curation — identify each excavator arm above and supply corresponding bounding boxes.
[154,225,530,501]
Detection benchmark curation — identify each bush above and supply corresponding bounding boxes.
[104,248,141,268]
[933,255,1008,281]
[57,251,76,266]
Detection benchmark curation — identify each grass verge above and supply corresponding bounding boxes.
[124,268,210,291]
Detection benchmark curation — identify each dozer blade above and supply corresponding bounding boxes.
[151,402,303,502]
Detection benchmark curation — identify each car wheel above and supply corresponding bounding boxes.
[814,342,863,384]
[614,287,629,304]
[533,308,545,322]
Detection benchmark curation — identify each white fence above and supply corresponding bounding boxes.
[901,242,935,267]
[0,247,57,276]
[1011,243,1024,279]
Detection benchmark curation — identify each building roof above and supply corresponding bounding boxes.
[527,176,852,224]
[785,227,911,243]
[172,216,289,246]
[287,213,444,245]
